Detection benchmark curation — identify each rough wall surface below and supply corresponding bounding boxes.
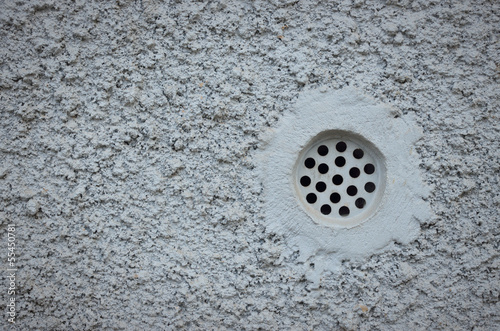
[0,0,498,330]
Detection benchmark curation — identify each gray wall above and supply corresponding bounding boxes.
[0,0,498,329]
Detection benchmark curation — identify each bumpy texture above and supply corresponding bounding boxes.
[0,0,498,330]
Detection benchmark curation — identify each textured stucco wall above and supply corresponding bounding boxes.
[0,0,499,330]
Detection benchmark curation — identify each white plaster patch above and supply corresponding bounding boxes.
[260,88,432,273]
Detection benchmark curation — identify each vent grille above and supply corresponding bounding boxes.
[294,132,385,226]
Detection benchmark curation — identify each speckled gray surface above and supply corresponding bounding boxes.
[0,0,499,330]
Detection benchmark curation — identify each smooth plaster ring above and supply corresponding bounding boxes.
[261,88,432,263]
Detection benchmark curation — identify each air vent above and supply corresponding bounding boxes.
[294,131,385,227]
[261,88,431,261]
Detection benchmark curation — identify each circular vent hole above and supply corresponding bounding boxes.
[306,193,317,204]
[318,163,329,174]
[353,149,364,159]
[332,174,343,185]
[321,204,332,215]
[336,141,347,152]
[355,198,366,209]
[300,176,311,187]
[347,185,358,196]
[305,158,316,169]
[349,167,360,178]
[316,182,327,192]
[339,206,350,217]
[364,163,375,174]
[318,145,329,156]
[330,192,341,203]
[365,182,376,193]
[335,156,346,167]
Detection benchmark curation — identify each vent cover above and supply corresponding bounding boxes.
[294,131,385,227]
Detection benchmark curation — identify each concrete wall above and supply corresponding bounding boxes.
[0,0,498,329]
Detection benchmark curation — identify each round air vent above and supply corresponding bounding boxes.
[261,88,431,262]
[294,131,386,227]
